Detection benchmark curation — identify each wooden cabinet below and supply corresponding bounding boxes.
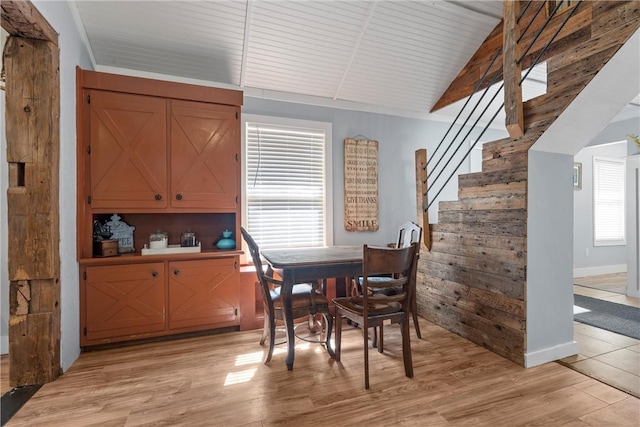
[168,258,239,331]
[81,258,241,347]
[83,263,166,343]
[86,93,239,212]
[77,69,245,347]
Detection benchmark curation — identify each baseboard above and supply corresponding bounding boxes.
[524,341,579,368]
[573,264,627,278]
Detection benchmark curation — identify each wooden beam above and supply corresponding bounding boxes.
[1,0,58,44]
[503,0,524,138]
[432,1,595,112]
[5,35,61,386]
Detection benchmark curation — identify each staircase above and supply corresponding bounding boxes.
[416,1,640,366]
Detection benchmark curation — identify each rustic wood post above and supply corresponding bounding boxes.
[504,0,524,138]
[415,149,430,250]
[4,34,61,385]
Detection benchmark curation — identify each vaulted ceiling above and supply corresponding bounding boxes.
[71,1,638,125]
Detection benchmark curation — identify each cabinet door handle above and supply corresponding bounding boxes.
[175,193,183,201]
[154,194,162,201]
[152,271,158,277]
[173,269,180,276]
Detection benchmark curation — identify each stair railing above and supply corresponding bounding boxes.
[424,0,582,210]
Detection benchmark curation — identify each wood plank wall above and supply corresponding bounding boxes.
[417,1,640,366]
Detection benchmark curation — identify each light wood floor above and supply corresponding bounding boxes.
[562,273,640,399]
[3,317,639,427]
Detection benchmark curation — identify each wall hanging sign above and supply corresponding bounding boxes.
[344,138,379,231]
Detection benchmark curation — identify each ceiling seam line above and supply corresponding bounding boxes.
[332,1,378,101]
[240,0,255,88]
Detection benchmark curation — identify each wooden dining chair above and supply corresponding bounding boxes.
[241,227,333,364]
[350,221,422,346]
[333,243,418,389]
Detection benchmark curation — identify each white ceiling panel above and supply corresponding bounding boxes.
[71,0,638,125]
[242,1,372,98]
[76,1,247,84]
[337,1,500,112]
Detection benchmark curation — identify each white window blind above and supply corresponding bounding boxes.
[593,156,625,246]
[245,120,328,249]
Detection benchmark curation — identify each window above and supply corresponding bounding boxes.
[243,115,332,250]
[593,156,625,246]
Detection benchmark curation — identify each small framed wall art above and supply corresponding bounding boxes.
[573,162,582,189]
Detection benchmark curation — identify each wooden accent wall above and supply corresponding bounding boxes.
[418,1,640,365]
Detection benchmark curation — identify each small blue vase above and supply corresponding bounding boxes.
[216,229,236,250]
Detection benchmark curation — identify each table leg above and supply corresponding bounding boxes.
[281,276,295,370]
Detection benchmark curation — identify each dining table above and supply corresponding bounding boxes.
[260,245,363,370]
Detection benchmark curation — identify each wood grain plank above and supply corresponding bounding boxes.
[420,259,525,300]
[6,321,635,426]
[430,230,526,253]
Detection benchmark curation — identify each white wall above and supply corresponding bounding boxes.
[0,2,93,371]
[573,141,629,277]
[243,97,507,246]
[525,150,578,367]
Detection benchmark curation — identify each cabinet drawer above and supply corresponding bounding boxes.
[84,263,166,342]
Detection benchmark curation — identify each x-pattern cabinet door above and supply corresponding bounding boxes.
[87,90,168,209]
[170,100,239,210]
[84,263,166,343]
[168,258,239,331]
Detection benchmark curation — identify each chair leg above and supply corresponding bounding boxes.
[308,313,319,333]
[401,316,413,379]
[378,324,384,353]
[324,311,335,359]
[264,314,277,364]
[411,293,422,339]
[372,326,378,348]
[412,310,422,339]
[334,311,342,362]
[260,310,269,345]
[364,324,370,389]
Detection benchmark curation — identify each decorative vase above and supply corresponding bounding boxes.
[216,229,236,250]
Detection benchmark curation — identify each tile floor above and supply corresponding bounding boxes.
[560,275,640,398]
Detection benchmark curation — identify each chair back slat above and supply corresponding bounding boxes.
[362,243,417,316]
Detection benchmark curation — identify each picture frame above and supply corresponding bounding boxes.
[573,162,582,189]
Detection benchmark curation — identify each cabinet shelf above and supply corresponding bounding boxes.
[79,249,243,266]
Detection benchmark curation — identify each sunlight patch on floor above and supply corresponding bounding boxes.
[224,368,257,386]
[235,351,264,366]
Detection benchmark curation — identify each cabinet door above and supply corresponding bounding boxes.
[89,90,168,209]
[168,258,239,330]
[170,100,239,210]
[84,263,166,342]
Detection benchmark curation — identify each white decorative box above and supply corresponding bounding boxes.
[141,242,201,256]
